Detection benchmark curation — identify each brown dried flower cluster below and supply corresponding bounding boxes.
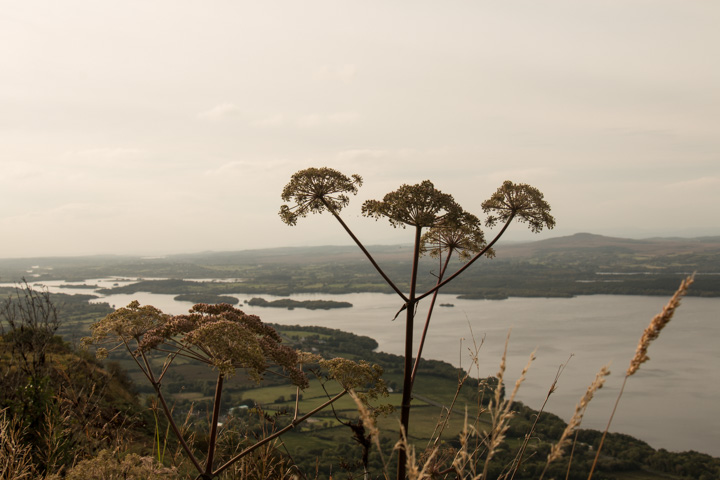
[319,357,388,403]
[362,180,464,229]
[420,213,492,261]
[85,302,307,387]
[482,180,555,233]
[81,300,169,356]
[279,167,363,225]
[627,274,695,377]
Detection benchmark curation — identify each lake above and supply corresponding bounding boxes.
[11,279,720,457]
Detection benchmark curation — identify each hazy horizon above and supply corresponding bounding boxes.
[2,1,719,258]
[1,230,718,261]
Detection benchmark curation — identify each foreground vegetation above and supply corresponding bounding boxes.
[2,279,719,479]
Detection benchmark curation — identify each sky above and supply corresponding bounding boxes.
[1,1,719,258]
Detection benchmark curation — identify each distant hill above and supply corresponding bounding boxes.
[2,233,719,297]
[5,232,720,265]
[494,232,720,259]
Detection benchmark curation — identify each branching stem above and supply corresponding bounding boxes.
[397,225,423,480]
[213,390,348,476]
[411,251,452,387]
[323,199,408,301]
[204,374,224,477]
[416,213,515,303]
[140,352,203,474]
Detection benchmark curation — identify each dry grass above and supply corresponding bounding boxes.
[0,408,35,480]
[627,274,695,376]
[539,364,610,479]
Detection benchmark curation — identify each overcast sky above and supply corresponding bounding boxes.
[1,1,718,258]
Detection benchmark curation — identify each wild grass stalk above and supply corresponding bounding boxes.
[509,354,573,480]
[539,363,610,480]
[479,333,535,479]
[587,274,695,479]
[0,408,35,480]
[429,328,485,450]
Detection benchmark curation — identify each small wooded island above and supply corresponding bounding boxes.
[247,297,352,310]
[174,293,240,305]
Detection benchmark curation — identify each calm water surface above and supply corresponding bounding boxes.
[15,279,720,456]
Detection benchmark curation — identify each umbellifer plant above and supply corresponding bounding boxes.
[83,301,386,480]
[280,167,555,479]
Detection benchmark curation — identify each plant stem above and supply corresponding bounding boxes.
[588,375,628,479]
[510,357,571,480]
[416,214,515,303]
[411,251,452,387]
[325,201,408,302]
[430,369,469,448]
[141,352,203,474]
[213,390,348,476]
[204,373,224,477]
[397,225,423,480]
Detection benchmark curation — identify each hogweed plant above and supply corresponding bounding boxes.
[280,167,555,479]
[83,301,386,480]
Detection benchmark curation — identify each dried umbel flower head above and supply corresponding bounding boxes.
[86,302,307,387]
[482,180,555,233]
[320,357,388,402]
[627,274,694,377]
[420,213,493,261]
[361,180,464,229]
[82,300,169,351]
[143,303,308,386]
[279,167,363,225]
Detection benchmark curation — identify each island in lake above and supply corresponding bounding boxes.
[174,294,240,305]
[247,297,352,310]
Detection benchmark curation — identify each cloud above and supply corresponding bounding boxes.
[327,112,360,123]
[247,112,359,129]
[250,114,286,128]
[4,202,117,224]
[667,176,720,190]
[197,103,241,120]
[46,202,116,220]
[484,167,556,184]
[203,159,290,177]
[296,111,359,128]
[61,147,149,164]
[337,148,417,160]
[2,161,43,181]
[314,64,357,82]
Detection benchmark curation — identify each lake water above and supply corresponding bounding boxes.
[10,279,720,456]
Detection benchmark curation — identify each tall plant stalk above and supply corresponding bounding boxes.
[280,168,554,478]
[411,251,452,387]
